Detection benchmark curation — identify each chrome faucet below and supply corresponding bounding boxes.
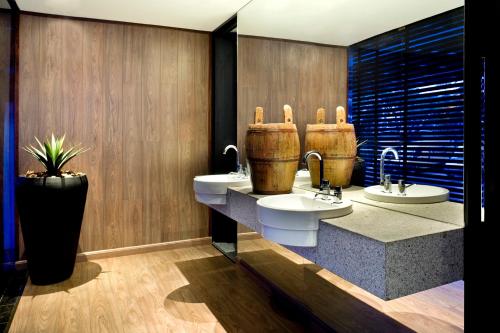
[303,150,330,198]
[223,145,242,174]
[380,147,399,185]
[333,186,342,202]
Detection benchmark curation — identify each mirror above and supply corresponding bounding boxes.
[237,0,464,224]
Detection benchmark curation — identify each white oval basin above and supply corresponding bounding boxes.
[364,184,449,204]
[257,194,352,247]
[295,170,311,182]
[193,174,250,205]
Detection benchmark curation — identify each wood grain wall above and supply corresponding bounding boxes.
[18,14,211,253]
[237,36,348,162]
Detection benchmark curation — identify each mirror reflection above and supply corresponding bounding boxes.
[237,0,464,223]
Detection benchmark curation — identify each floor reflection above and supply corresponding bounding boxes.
[165,255,306,332]
[237,236,463,333]
[239,249,413,333]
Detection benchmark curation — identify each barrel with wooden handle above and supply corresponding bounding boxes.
[305,106,357,188]
[246,105,300,194]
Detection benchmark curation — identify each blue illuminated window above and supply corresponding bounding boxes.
[348,8,464,202]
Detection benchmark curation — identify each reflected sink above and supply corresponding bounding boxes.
[364,184,449,204]
[194,174,250,205]
[295,170,311,182]
[257,194,352,247]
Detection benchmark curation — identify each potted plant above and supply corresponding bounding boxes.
[350,139,367,186]
[16,134,88,285]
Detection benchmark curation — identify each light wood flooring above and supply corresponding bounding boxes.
[8,235,464,332]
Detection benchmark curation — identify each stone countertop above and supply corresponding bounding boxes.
[294,183,464,227]
[229,183,464,244]
[321,202,462,243]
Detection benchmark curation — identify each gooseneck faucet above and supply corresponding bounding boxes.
[223,144,242,174]
[380,147,399,185]
[303,150,330,195]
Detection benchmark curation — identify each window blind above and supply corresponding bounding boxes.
[348,8,464,202]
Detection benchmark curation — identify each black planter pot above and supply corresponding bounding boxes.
[16,175,88,285]
[350,158,365,187]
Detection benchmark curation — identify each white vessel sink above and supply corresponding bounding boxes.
[364,184,449,204]
[257,194,352,247]
[295,170,311,182]
[193,174,250,205]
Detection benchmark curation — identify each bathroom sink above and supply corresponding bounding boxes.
[193,174,250,205]
[364,184,449,204]
[257,194,352,247]
[294,169,311,182]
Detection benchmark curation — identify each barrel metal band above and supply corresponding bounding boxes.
[311,156,356,160]
[247,128,298,133]
[247,157,299,162]
[307,128,354,133]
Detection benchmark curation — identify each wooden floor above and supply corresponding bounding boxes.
[8,236,464,333]
[8,242,307,333]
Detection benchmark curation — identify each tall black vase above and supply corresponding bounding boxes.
[16,175,88,285]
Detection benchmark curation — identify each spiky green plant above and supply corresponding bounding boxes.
[23,134,88,176]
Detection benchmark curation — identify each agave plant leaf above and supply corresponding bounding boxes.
[28,144,47,161]
[53,137,63,165]
[43,140,54,165]
[54,147,68,167]
[56,146,76,169]
[56,134,65,155]
[44,135,63,171]
[51,133,56,146]
[59,153,79,170]
[23,146,46,165]
[58,146,88,170]
[34,136,46,153]
[30,146,50,169]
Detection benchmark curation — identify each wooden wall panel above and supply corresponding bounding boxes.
[142,27,162,244]
[237,36,348,162]
[18,14,211,252]
[102,23,124,249]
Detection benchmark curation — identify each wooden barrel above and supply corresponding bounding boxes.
[246,105,300,194]
[305,106,357,188]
